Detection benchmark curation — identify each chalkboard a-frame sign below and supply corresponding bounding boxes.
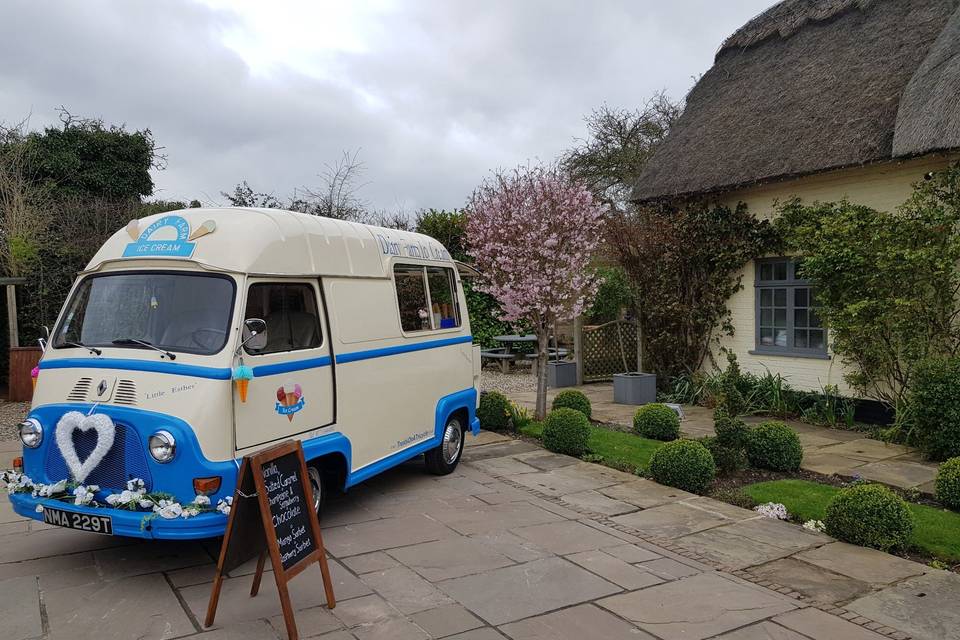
[205,440,336,640]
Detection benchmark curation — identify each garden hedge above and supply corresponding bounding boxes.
[746,421,803,471]
[552,390,592,419]
[542,408,591,457]
[477,391,512,432]
[633,403,680,441]
[936,457,960,511]
[825,483,914,552]
[648,439,715,494]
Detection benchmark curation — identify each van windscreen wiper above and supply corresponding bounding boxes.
[63,341,102,356]
[112,338,176,360]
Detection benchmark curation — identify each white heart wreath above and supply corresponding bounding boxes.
[55,411,116,483]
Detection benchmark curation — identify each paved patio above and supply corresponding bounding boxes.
[506,383,939,492]
[2,431,958,640]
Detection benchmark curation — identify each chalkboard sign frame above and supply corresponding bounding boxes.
[205,440,336,640]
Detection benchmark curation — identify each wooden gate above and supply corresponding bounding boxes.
[578,319,641,382]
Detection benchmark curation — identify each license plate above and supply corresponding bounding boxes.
[43,506,113,535]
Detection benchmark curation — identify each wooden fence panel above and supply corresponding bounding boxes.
[581,320,639,382]
[8,347,41,401]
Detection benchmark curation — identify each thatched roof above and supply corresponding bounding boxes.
[633,0,960,201]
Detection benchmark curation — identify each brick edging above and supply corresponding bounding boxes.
[470,456,912,640]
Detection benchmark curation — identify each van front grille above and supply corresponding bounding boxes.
[45,420,152,490]
[114,380,138,406]
[67,378,92,402]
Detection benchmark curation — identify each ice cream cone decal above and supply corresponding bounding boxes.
[30,366,39,393]
[232,362,253,403]
[275,382,304,421]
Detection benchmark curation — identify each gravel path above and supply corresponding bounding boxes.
[0,401,29,441]
[480,369,536,395]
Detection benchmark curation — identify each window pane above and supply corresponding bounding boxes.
[774,289,787,307]
[760,328,774,346]
[809,309,821,328]
[760,309,772,326]
[394,265,430,332]
[245,283,322,354]
[795,288,808,307]
[809,329,825,350]
[774,261,788,280]
[760,289,772,306]
[760,264,773,281]
[794,309,808,328]
[795,329,808,348]
[774,309,786,327]
[426,267,461,329]
[775,329,787,347]
[57,273,235,356]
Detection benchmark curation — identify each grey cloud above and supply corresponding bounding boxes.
[0,0,770,212]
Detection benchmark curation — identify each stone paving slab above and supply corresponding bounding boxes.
[436,556,620,625]
[386,537,515,582]
[799,451,866,476]
[2,574,42,640]
[815,438,913,462]
[749,557,871,606]
[559,489,637,515]
[794,542,926,586]
[510,520,625,555]
[46,573,195,640]
[598,479,696,509]
[429,500,563,536]
[846,570,960,640]
[360,565,454,614]
[610,501,732,538]
[773,607,890,640]
[510,450,580,470]
[716,621,808,639]
[855,458,938,488]
[499,603,656,640]
[564,549,665,590]
[409,603,484,638]
[597,572,796,640]
[323,514,458,557]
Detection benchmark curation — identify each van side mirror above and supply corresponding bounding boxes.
[240,318,268,352]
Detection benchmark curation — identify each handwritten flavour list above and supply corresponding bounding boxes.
[262,454,315,570]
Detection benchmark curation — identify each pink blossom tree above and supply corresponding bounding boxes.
[467,164,606,419]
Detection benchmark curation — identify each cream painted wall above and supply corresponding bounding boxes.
[712,153,958,395]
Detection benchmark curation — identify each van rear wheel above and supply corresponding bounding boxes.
[425,416,464,475]
[307,464,327,516]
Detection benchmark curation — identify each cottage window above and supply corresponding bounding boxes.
[753,258,827,358]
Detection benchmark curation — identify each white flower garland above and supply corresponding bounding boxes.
[1,471,225,527]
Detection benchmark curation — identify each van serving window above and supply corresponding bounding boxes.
[244,283,322,354]
[393,264,461,332]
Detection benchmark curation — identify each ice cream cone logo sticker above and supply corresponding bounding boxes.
[276,382,304,421]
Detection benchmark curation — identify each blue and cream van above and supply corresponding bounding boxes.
[9,208,480,538]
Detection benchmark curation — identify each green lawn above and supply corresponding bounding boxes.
[744,479,960,562]
[518,422,663,472]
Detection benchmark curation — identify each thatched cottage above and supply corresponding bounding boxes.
[632,0,960,401]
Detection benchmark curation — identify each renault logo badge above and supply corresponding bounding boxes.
[97,380,108,397]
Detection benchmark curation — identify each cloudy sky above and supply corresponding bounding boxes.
[1,0,770,213]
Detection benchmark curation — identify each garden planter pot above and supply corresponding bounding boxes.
[613,372,656,405]
[547,361,578,388]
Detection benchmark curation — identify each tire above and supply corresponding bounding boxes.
[306,464,328,516]
[425,415,465,475]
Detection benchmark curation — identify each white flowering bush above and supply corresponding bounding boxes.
[802,519,826,532]
[754,502,790,520]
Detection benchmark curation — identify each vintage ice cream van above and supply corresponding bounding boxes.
[8,208,480,538]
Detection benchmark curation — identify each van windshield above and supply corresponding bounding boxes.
[54,272,235,356]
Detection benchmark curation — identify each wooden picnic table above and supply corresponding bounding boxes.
[492,334,537,354]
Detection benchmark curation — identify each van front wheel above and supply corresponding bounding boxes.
[425,416,464,475]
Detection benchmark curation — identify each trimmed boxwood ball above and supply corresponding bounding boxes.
[542,408,591,457]
[746,421,803,471]
[649,439,716,494]
[825,484,915,552]
[713,408,749,447]
[477,391,512,432]
[633,403,680,441]
[700,436,748,475]
[552,389,592,419]
[935,457,960,511]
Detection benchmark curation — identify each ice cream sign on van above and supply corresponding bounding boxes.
[7,207,480,539]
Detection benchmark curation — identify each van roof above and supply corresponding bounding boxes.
[87,207,455,277]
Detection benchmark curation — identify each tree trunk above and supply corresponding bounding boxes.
[535,325,550,421]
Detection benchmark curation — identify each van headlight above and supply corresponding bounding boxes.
[18,419,43,448]
[148,430,176,463]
